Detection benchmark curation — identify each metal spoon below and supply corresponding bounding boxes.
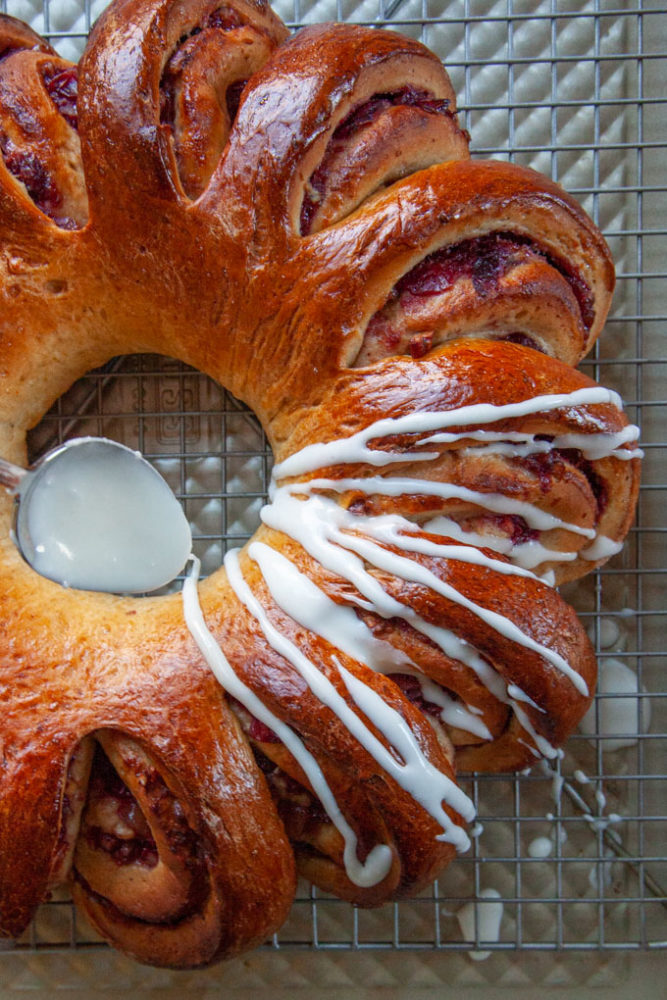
[0,437,192,593]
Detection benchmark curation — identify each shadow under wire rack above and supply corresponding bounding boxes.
[0,0,665,975]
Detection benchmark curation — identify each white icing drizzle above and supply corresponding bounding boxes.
[422,515,514,555]
[272,387,640,591]
[296,474,596,539]
[579,658,651,751]
[240,542,474,844]
[335,662,475,841]
[263,489,588,696]
[459,427,642,461]
[251,540,492,742]
[248,541,409,673]
[262,493,504,702]
[183,555,394,888]
[517,738,542,759]
[421,514,578,576]
[528,835,553,859]
[507,684,545,712]
[580,535,624,561]
[261,490,560,756]
[418,675,492,740]
[512,704,558,759]
[344,513,541,580]
[273,387,636,480]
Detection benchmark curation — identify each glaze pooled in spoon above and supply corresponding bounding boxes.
[18,438,192,593]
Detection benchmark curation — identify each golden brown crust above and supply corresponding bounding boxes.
[0,568,296,963]
[0,0,638,970]
[0,13,55,55]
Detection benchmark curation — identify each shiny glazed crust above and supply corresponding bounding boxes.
[0,0,638,970]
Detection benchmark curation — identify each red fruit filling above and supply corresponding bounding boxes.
[388,672,443,719]
[225,77,248,121]
[248,714,281,743]
[519,448,607,514]
[554,448,608,514]
[234,702,333,838]
[467,513,540,547]
[253,747,330,837]
[161,6,250,131]
[205,6,245,30]
[85,749,159,867]
[0,46,21,64]
[300,86,455,235]
[500,332,542,351]
[0,128,61,215]
[364,232,595,358]
[83,745,196,869]
[42,64,78,130]
[399,232,594,329]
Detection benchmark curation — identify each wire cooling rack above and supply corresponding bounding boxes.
[1,0,665,985]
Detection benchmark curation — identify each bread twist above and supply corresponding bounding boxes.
[0,0,640,968]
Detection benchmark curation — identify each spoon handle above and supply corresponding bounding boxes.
[0,457,28,494]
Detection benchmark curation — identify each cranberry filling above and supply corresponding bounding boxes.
[501,332,543,352]
[300,86,453,235]
[229,696,282,743]
[174,5,244,46]
[366,232,595,350]
[409,330,434,358]
[225,78,247,122]
[161,74,247,133]
[237,711,333,838]
[85,749,159,868]
[253,747,330,837]
[248,715,281,743]
[276,797,331,841]
[0,128,61,215]
[159,77,175,129]
[474,513,540,546]
[161,8,247,130]
[388,672,443,719]
[400,232,593,329]
[206,6,245,30]
[41,64,78,130]
[522,448,608,514]
[335,85,451,142]
[83,744,200,872]
[87,826,159,868]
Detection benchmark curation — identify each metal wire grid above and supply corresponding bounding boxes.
[0,0,665,964]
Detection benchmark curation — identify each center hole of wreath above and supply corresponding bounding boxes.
[27,355,272,592]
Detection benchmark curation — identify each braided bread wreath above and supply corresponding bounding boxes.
[0,0,641,970]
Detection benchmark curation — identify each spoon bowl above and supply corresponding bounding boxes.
[1,437,192,593]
